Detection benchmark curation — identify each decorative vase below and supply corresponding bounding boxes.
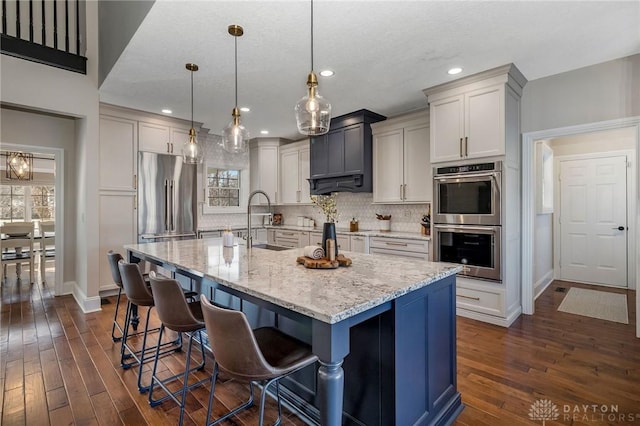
[321,222,338,258]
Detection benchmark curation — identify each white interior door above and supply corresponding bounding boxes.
[559,155,628,287]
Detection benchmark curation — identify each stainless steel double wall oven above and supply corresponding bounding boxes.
[433,161,502,282]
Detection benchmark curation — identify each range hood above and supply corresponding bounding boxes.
[309,109,386,195]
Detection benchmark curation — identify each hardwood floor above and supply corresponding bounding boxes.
[2,268,639,425]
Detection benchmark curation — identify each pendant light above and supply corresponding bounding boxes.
[5,152,33,180]
[295,0,331,136]
[222,25,249,154]
[182,63,204,164]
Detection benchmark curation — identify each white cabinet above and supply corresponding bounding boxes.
[310,231,350,251]
[99,115,137,191]
[369,236,429,260]
[372,111,431,203]
[139,121,191,155]
[250,138,281,205]
[98,192,137,291]
[279,140,311,205]
[273,229,309,248]
[424,64,526,163]
[349,235,368,253]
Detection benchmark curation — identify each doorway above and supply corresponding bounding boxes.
[0,145,64,294]
[522,117,640,338]
[557,154,629,287]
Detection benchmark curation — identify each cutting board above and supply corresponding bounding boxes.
[296,254,352,269]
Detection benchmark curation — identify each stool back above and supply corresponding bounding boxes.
[118,260,154,306]
[107,251,124,288]
[200,295,274,381]
[149,272,203,332]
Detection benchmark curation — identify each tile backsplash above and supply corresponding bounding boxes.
[276,193,430,233]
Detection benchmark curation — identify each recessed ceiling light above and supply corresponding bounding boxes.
[240,107,250,112]
[260,130,269,135]
[319,70,334,77]
[161,109,172,114]
[447,67,463,75]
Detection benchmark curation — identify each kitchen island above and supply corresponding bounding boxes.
[125,238,463,426]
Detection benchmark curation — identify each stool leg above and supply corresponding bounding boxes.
[111,288,123,342]
[147,324,165,406]
[178,333,194,425]
[136,307,153,393]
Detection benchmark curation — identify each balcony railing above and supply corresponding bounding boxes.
[1,0,87,74]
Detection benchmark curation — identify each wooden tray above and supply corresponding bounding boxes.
[296,254,352,269]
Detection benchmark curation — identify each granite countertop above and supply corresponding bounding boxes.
[125,238,457,324]
[265,225,431,241]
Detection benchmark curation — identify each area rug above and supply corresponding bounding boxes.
[558,287,628,324]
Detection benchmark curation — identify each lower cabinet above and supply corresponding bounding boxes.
[349,235,369,253]
[455,276,507,323]
[369,236,429,260]
[98,192,137,291]
[309,231,351,252]
[274,229,309,248]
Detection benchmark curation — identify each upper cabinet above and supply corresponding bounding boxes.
[99,115,137,191]
[249,138,282,205]
[279,139,311,205]
[309,109,386,194]
[372,111,431,203]
[139,121,191,155]
[424,64,527,163]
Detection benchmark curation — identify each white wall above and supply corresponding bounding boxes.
[522,54,640,133]
[0,1,101,311]
[551,127,636,155]
[0,108,77,283]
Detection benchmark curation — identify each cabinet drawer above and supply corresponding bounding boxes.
[369,237,429,254]
[275,230,299,239]
[369,247,428,260]
[275,238,298,248]
[456,285,504,317]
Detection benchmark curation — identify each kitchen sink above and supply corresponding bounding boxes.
[251,244,291,251]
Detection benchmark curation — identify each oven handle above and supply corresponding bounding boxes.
[434,172,499,182]
[433,224,498,233]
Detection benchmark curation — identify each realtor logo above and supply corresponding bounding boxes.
[529,399,560,425]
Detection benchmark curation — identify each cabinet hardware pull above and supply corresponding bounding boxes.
[134,194,137,210]
[167,142,170,153]
[316,242,321,246]
[457,294,480,301]
[282,232,295,236]
[459,138,463,157]
[386,242,408,247]
[400,184,403,199]
[133,174,137,190]
[403,184,406,200]
[464,136,468,157]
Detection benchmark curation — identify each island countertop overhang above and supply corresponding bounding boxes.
[124,238,461,324]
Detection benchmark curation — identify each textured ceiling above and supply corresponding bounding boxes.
[99,0,640,141]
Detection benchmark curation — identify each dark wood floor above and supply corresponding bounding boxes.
[2,268,639,425]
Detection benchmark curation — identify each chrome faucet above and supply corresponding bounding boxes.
[247,190,271,249]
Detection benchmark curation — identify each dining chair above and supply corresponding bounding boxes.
[1,221,36,284]
[200,294,318,426]
[38,220,55,284]
[148,272,209,425]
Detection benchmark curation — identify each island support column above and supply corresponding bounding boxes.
[312,320,350,426]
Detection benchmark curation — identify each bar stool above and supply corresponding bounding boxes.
[108,251,198,342]
[147,272,209,425]
[200,295,318,426]
[118,259,181,393]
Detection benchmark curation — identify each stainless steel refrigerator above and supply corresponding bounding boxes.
[137,152,197,243]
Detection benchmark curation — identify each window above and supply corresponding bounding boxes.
[202,164,248,214]
[206,167,240,207]
[0,185,55,222]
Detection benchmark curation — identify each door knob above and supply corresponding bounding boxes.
[613,226,625,231]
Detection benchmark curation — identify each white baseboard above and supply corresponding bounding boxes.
[534,270,554,300]
[456,306,522,328]
[60,280,75,295]
[72,283,102,313]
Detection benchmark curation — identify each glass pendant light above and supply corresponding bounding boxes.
[182,63,204,164]
[295,0,331,136]
[222,25,249,154]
